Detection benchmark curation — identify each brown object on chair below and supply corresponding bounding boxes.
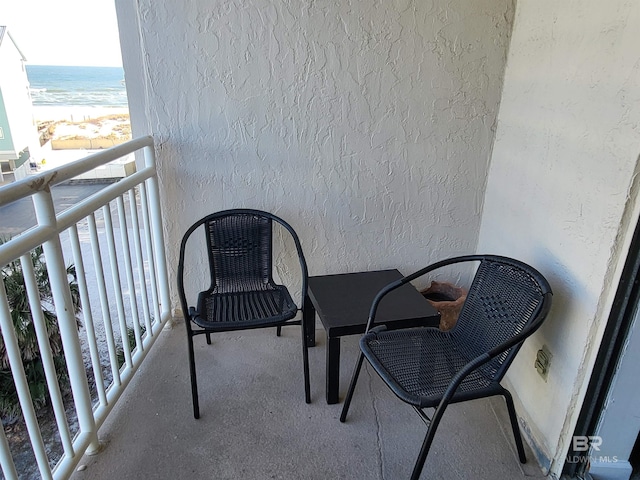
[421,281,467,331]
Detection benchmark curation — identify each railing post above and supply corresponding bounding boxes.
[31,191,100,454]
[144,145,172,323]
[0,282,50,479]
[0,412,19,480]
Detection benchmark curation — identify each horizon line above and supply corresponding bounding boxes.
[26,63,124,68]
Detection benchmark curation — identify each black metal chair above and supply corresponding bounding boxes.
[177,209,310,418]
[340,255,553,479]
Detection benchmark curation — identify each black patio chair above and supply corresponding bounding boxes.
[340,255,552,479]
[177,209,310,419]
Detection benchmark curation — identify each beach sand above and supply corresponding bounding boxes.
[34,106,131,143]
[33,105,129,123]
[31,105,133,171]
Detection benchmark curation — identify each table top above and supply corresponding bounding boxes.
[308,269,440,337]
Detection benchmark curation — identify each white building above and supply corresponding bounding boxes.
[0,26,40,180]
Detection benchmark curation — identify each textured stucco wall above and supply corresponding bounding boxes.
[477,0,640,475]
[127,0,515,298]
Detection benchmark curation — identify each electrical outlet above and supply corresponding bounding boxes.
[535,345,552,381]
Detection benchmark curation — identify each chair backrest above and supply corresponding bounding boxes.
[203,211,275,293]
[451,256,552,383]
[177,209,308,332]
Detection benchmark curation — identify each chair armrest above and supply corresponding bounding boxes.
[177,221,203,333]
[364,255,486,333]
[188,306,199,322]
[272,217,308,309]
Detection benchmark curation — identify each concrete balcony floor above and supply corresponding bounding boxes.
[70,322,548,480]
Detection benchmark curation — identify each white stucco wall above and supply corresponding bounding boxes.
[476,0,640,476]
[121,0,515,300]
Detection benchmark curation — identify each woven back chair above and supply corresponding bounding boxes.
[177,209,310,418]
[340,255,552,479]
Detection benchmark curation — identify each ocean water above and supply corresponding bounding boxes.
[26,65,128,107]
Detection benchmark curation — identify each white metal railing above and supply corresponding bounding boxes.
[0,136,171,480]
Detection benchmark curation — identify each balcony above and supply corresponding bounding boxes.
[0,139,547,479]
[73,325,548,480]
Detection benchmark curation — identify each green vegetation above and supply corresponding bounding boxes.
[116,324,146,370]
[0,239,80,421]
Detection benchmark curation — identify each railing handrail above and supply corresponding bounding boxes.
[0,165,155,268]
[0,135,154,204]
[0,136,154,268]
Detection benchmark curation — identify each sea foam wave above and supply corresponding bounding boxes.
[26,65,129,107]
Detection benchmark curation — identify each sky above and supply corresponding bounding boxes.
[1,0,123,67]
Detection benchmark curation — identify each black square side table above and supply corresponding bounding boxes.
[304,269,440,404]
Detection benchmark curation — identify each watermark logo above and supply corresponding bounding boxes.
[566,436,618,465]
[573,436,602,452]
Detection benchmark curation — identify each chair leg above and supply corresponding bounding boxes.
[410,402,451,480]
[410,418,437,480]
[340,352,365,422]
[300,317,310,403]
[501,388,527,463]
[187,334,200,419]
[205,333,211,345]
[277,326,282,337]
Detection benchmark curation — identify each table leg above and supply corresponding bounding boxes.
[303,293,316,347]
[326,336,340,404]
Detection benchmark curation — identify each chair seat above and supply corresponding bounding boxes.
[362,327,499,409]
[192,285,298,331]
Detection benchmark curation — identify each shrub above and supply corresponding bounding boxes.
[0,240,81,421]
[116,324,146,370]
